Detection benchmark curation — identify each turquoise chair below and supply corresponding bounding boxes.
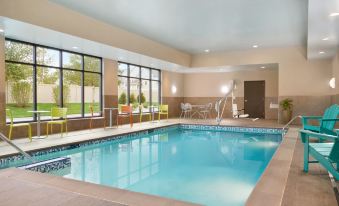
[301,104,339,141]
[300,129,339,180]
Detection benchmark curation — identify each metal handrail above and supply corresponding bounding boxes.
[282,115,302,132]
[215,95,230,125]
[0,132,35,163]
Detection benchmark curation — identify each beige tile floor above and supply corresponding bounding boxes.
[0,118,337,206]
[281,137,338,206]
[0,168,198,206]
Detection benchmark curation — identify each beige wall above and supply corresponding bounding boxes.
[162,71,184,98]
[191,47,333,96]
[0,0,191,67]
[333,52,339,94]
[183,69,278,98]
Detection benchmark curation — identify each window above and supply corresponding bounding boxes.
[117,62,161,113]
[5,39,102,122]
[36,66,60,120]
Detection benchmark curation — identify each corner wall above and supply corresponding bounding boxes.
[183,69,279,119]
[332,51,339,104]
[191,47,334,121]
[161,70,184,117]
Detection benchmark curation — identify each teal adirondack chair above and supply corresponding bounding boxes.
[300,129,339,180]
[301,104,339,141]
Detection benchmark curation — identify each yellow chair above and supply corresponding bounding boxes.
[158,104,169,120]
[89,104,105,129]
[46,107,68,137]
[139,105,151,123]
[6,109,32,142]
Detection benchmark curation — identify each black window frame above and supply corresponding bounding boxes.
[117,61,161,113]
[4,38,103,123]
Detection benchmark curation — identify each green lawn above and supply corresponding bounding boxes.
[6,103,100,118]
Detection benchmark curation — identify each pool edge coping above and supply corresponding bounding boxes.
[245,127,299,206]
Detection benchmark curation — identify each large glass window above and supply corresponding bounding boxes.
[5,39,102,122]
[117,62,161,113]
[37,67,60,120]
[63,70,82,118]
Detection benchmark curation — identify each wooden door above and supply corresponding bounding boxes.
[244,81,265,118]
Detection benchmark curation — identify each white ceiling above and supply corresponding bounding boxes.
[307,0,339,59]
[51,0,308,54]
[1,17,277,73]
[0,17,185,72]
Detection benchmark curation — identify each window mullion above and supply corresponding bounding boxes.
[127,64,130,105]
[33,45,37,122]
[81,56,85,117]
[139,67,141,107]
[60,51,63,108]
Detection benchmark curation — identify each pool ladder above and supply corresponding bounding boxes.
[0,132,35,163]
[282,115,302,133]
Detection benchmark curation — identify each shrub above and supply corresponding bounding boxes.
[11,81,32,107]
[137,92,146,104]
[280,98,293,111]
[130,93,136,103]
[119,92,127,104]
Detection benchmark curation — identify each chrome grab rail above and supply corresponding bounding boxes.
[0,132,35,163]
[282,115,302,132]
[215,95,229,125]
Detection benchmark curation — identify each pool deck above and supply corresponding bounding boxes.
[0,118,337,206]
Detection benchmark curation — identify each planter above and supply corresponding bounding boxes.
[281,110,292,124]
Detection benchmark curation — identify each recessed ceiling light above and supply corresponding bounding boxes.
[322,37,329,41]
[260,66,266,69]
[0,29,4,33]
[252,45,258,48]
[329,13,339,17]
[72,46,79,49]
[204,49,210,53]
[319,51,325,54]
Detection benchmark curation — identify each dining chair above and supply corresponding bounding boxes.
[201,103,213,119]
[46,107,68,137]
[6,109,32,142]
[89,104,105,129]
[139,105,151,123]
[158,104,169,120]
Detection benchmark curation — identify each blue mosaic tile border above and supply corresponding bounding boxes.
[0,125,179,167]
[19,157,71,173]
[0,124,283,168]
[180,124,284,134]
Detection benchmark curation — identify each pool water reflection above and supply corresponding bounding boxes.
[53,129,281,206]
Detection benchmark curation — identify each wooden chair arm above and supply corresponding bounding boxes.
[300,129,338,142]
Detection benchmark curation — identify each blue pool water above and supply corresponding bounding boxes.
[41,128,281,206]
[1,127,282,205]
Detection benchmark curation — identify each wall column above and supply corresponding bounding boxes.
[103,59,118,126]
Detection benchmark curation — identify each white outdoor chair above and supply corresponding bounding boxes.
[232,104,249,118]
[201,103,213,119]
[184,103,193,118]
[180,103,186,118]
